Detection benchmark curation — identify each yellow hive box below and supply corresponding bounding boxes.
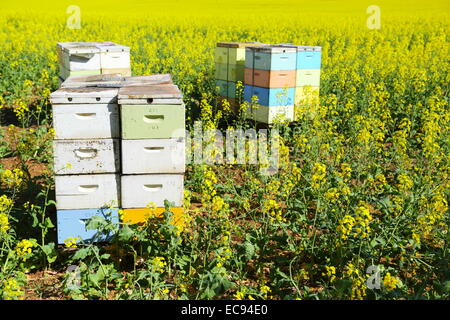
[294,86,320,121]
[121,207,185,227]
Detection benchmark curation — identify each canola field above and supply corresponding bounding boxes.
[0,0,449,300]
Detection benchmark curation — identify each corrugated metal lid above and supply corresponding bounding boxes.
[118,84,182,99]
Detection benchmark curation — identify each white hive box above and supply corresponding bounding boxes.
[53,139,120,175]
[121,174,184,208]
[50,87,119,139]
[121,138,185,174]
[52,103,119,139]
[97,43,131,74]
[55,174,120,210]
[57,42,132,80]
[57,42,102,72]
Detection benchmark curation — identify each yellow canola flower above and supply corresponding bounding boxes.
[64,236,81,248]
[2,278,24,300]
[15,239,35,261]
[383,272,400,291]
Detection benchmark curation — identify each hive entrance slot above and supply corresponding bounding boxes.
[143,184,163,192]
[143,115,164,123]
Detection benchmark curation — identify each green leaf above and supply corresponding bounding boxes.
[72,248,91,261]
[118,224,134,242]
[41,243,57,263]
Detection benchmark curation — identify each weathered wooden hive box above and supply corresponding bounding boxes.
[50,85,121,243]
[57,42,131,82]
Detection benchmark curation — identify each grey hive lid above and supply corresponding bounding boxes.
[50,87,119,104]
[123,74,172,84]
[276,43,322,51]
[62,74,174,88]
[245,45,297,54]
[57,42,129,54]
[96,43,130,53]
[217,41,268,48]
[61,74,125,88]
[118,84,182,99]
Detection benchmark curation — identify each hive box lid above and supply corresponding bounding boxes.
[217,41,268,48]
[57,42,104,54]
[57,42,130,54]
[118,84,183,105]
[96,42,130,53]
[275,43,322,51]
[62,74,173,88]
[245,45,297,54]
[50,87,119,104]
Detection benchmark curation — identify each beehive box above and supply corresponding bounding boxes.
[57,42,131,81]
[55,174,120,210]
[50,87,120,139]
[57,208,119,243]
[121,174,184,208]
[121,207,185,226]
[246,105,294,124]
[296,69,321,87]
[118,84,185,139]
[243,85,295,106]
[245,46,297,71]
[53,139,120,175]
[121,138,185,174]
[52,103,119,139]
[244,69,296,88]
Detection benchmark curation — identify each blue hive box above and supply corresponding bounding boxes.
[57,208,120,244]
[245,46,297,71]
[244,85,295,106]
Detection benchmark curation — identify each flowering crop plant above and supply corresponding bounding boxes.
[0,0,449,300]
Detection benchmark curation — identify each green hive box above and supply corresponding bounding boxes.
[120,104,185,139]
[118,84,185,139]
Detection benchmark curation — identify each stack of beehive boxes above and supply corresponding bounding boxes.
[51,75,186,243]
[277,44,322,121]
[50,86,121,244]
[57,42,131,83]
[118,84,186,225]
[243,46,297,124]
[214,42,266,112]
